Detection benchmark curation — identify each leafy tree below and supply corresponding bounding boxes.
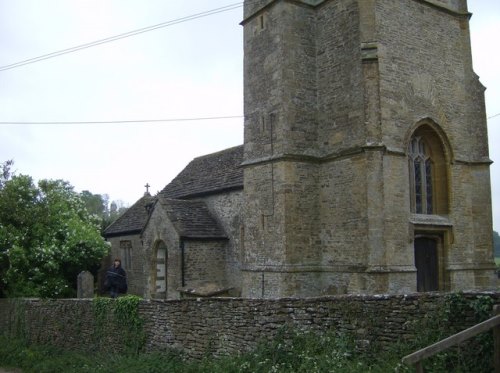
[80,191,128,232]
[80,190,108,217]
[0,175,109,298]
[493,230,500,258]
[0,159,14,189]
[108,199,128,226]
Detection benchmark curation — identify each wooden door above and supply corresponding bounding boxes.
[414,237,439,292]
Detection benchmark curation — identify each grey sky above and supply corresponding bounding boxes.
[1,1,499,229]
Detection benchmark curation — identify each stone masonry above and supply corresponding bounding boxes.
[0,292,498,359]
[240,0,496,297]
[104,0,496,299]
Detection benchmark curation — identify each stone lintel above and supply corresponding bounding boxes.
[410,214,453,227]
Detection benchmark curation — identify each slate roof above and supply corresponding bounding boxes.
[158,197,227,239]
[103,145,243,238]
[103,194,154,237]
[161,145,243,199]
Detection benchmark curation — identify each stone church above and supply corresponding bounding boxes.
[104,0,497,299]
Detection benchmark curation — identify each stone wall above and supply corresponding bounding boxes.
[183,240,228,288]
[1,292,498,359]
[204,190,244,294]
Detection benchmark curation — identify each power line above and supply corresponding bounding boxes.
[0,115,243,125]
[0,2,243,72]
[1,112,498,124]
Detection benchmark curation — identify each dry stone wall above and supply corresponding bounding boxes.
[1,292,498,359]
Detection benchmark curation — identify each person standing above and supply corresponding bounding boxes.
[105,258,127,298]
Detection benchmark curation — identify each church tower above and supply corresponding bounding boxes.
[241,0,496,297]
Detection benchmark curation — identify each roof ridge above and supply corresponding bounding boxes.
[191,144,243,161]
[160,144,244,199]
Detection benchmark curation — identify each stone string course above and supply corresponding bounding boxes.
[0,292,498,359]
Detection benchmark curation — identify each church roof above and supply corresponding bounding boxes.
[103,193,154,237]
[103,145,242,238]
[158,197,227,239]
[161,145,243,199]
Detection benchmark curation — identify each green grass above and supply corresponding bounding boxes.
[0,328,494,373]
[0,332,404,373]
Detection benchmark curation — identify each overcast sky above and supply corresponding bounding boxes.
[1,1,499,229]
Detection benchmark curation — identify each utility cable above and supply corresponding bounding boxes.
[0,115,243,125]
[0,2,243,72]
[1,112,499,125]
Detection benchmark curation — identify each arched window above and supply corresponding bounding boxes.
[409,136,433,214]
[408,124,449,215]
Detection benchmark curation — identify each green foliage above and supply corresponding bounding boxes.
[0,330,402,373]
[0,159,14,189]
[79,191,128,233]
[193,328,404,373]
[92,295,145,354]
[8,299,28,343]
[0,175,109,298]
[80,191,107,218]
[0,335,184,373]
[402,293,495,373]
[493,230,500,258]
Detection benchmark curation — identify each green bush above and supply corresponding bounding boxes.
[399,293,495,373]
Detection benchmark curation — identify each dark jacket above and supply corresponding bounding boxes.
[105,265,127,293]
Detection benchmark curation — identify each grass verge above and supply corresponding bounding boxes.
[0,331,405,373]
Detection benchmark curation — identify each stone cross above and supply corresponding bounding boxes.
[145,183,151,194]
[77,271,94,298]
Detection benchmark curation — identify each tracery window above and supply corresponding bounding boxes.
[409,136,433,214]
[408,123,449,215]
